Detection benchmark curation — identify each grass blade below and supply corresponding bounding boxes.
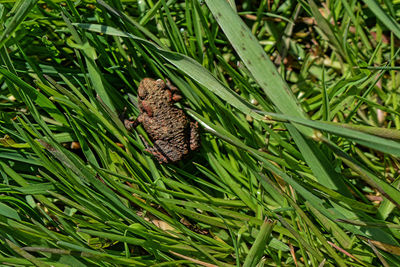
[243,218,276,267]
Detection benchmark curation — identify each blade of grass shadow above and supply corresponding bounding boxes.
[56,241,149,265]
[307,204,352,249]
[66,115,99,168]
[287,125,352,197]
[187,110,287,167]
[0,257,34,266]
[147,198,262,226]
[378,178,400,220]
[301,175,376,214]
[0,202,20,220]
[0,46,20,99]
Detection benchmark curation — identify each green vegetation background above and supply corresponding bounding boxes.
[1,0,400,266]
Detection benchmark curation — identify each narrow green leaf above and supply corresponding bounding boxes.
[0,68,68,125]
[261,111,400,157]
[0,202,20,220]
[5,239,50,267]
[0,0,38,49]
[243,219,276,267]
[62,13,115,112]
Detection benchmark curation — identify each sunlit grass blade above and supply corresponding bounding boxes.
[243,218,276,267]
[260,111,400,157]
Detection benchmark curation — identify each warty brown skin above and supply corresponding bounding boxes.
[125,78,200,163]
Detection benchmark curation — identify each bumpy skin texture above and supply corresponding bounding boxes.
[126,78,200,163]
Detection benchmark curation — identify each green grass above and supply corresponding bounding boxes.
[1,0,400,266]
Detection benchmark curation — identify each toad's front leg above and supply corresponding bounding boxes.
[165,79,182,102]
[124,113,145,131]
[124,118,139,131]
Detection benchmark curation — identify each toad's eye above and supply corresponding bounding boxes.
[139,95,146,100]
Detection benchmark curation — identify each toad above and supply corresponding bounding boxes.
[125,78,200,163]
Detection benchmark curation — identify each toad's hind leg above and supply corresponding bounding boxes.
[139,136,168,163]
[189,121,200,151]
[153,140,183,163]
[140,137,181,163]
[145,146,169,163]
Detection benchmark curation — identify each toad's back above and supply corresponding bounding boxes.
[132,78,200,163]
